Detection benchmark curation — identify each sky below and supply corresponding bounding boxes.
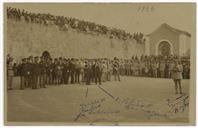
[5,3,196,37]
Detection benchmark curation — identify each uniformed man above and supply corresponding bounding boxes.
[32,56,39,89]
[7,57,14,90]
[151,61,158,78]
[53,58,58,85]
[58,57,64,84]
[80,59,85,84]
[172,61,183,94]
[62,58,69,84]
[107,60,112,81]
[84,60,91,85]
[168,60,175,78]
[95,60,102,85]
[75,59,81,84]
[56,59,63,85]
[25,58,31,88]
[49,58,54,85]
[113,58,120,81]
[102,60,108,82]
[159,60,166,78]
[29,56,35,88]
[19,58,26,89]
[39,57,46,88]
[69,58,75,84]
[91,60,96,83]
[45,58,51,85]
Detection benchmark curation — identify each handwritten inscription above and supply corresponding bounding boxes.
[74,86,189,123]
[114,97,169,119]
[166,94,189,114]
[74,97,120,122]
[88,109,120,115]
[79,97,105,113]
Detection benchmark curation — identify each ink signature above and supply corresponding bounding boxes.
[114,97,172,119]
[166,94,189,113]
[79,97,105,113]
[74,97,120,122]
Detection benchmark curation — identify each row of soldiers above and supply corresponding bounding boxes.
[118,58,190,79]
[9,56,120,90]
[7,54,190,90]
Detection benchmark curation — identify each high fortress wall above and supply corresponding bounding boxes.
[6,8,145,61]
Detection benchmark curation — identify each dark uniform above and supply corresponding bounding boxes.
[75,59,81,83]
[84,61,91,85]
[91,61,96,82]
[95,61,102,85]
[113,59,120,81]
[53,59,58,85]
[7,57,14,90]
[18,58,26,89]
[63,59,70,84]
[26,58,33,88]
[69,59,75,84]
[39,60,46,88]
[32,57,39,89]
[46,58,53,85]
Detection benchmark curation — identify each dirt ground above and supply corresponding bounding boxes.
[6,76,190,125]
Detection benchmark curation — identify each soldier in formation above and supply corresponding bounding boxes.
[7,54,190,91]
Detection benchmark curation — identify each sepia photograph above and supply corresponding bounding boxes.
[4,3,196,125]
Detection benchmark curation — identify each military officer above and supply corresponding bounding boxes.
[19,58,26,89]
[39,57,46,88]
[95,60,102,85]
[32,56,39,89]
[113,58,120,81]
[172,61,183,94]
[7,57,14,90]
[159,60,166,78]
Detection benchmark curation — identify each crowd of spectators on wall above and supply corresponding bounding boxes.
[7,7,146,43]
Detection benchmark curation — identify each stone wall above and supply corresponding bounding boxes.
[6,19,145,62]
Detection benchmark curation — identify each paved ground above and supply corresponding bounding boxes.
[6,76,190,125]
